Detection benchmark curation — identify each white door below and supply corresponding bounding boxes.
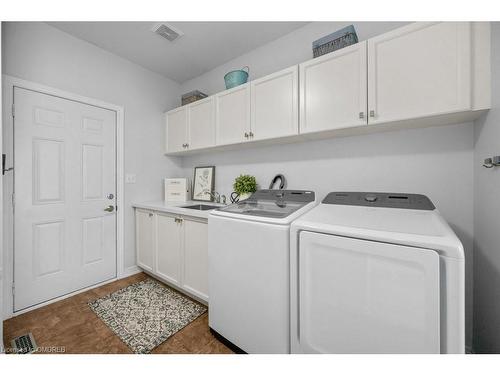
[156,213,182,286]
[367,22,471,124]
[136,209,155,272]
[251,66,298,140]
[14,87,117,311]
[165,106,188,153]
[298,231,440,353]
[188,97,216,150]
[215,83,251,145]
[183,218,208,300]
[299,41,368,134]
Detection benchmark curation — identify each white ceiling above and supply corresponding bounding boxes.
[47,22,308,83]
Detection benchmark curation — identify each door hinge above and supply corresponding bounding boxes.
[11,103,15,118]
[12,193,15,210]
[12,283,15,296]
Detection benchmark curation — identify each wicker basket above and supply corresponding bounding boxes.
[313,25,358,58]
[181,90,208,106]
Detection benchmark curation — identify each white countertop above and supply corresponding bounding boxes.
[132,200,226,219]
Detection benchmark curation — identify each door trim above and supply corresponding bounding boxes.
[1,74,125,318]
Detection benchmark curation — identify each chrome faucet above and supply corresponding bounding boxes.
[205,190,226,204]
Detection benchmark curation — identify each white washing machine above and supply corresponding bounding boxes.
[209,190,316,353]
[290,192,465,354]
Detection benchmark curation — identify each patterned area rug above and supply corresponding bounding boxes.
[88,279,207,353]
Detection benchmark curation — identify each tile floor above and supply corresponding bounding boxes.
[3,272,233,354]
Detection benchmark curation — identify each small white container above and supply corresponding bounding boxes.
[164,178,189,202]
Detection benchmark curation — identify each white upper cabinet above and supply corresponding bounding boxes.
[188,96,216,150]
[215,83,251,145]
[300,41,368,134]
[165,106,188,153]
[163,22,490,155]
[251,66,299,140]
[367,22,472,124]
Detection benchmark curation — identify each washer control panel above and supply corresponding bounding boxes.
[322,192,435,210]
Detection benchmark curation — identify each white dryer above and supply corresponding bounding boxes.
[290,192,464,354]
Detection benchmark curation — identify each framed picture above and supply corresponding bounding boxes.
[192,166,215,202]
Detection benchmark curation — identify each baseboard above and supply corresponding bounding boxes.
[121,265,141,278]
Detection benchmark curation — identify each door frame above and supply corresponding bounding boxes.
[2,74,125,318]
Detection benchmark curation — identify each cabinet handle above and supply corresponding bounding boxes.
[185,143,189,148]
[359,112,364,119]
[249,131,254,138]
[369,110,375,118]
[149,213,153,218]
[244,132,249,138]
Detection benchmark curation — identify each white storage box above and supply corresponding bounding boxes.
[164,178,189,202]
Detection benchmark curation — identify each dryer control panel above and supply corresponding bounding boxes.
[322,192,435,210]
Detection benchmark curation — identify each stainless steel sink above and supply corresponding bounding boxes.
[182,204,220,211]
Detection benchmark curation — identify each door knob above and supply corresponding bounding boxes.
[104,205,115,212]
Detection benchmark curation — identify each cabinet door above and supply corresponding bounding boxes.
[188,96,216,150]
[136,209,155,272]
[165,106,188,153]
[367,22,471,124]
[183,219,209,300]
[251,66,298,140]
[300,41,367,134]
[156,213,182,286]
[215,83,251,145]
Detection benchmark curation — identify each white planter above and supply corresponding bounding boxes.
[239,192,252,201]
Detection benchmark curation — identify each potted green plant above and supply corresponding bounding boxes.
[233,174,257,201]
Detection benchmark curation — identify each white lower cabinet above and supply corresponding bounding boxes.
[156,213,182,286]
[182,219,209,300]
[136,209,155,272]
[135,209,208,302]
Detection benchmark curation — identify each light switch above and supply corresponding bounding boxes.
[125,174,136,184]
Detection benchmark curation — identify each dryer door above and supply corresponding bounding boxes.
[298,231,440,353]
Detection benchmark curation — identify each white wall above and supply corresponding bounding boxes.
[1,22,183,278]
[180,22,408,95]
[179,21,475,349]
[473,22,500,353]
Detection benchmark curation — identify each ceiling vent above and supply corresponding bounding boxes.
[151,23,184,42]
